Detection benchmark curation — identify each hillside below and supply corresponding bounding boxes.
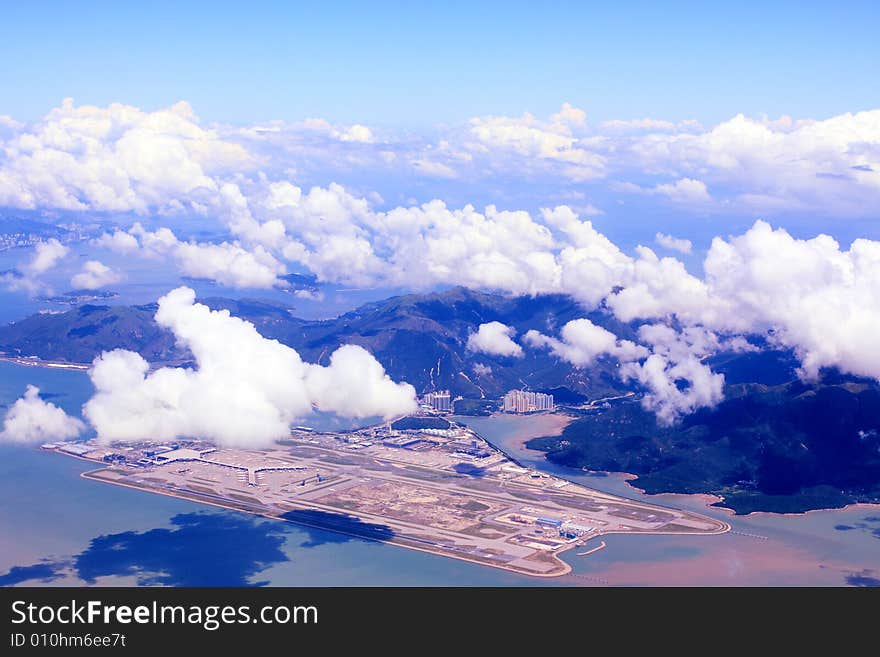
[0,287,636,398]
[527,378,880,513]
[4,285,880,514]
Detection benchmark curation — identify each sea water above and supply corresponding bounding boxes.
[1,359,877,586]
[461,414,880,586]
[0,362,541,586]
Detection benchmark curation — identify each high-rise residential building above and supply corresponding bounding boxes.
[423,390,453,413]
[502,389,554,414]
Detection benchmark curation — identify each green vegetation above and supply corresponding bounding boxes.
[391,416,451,430]
[528,380,880,514]
[453,398,498,416]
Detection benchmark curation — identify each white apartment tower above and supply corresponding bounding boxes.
[502,389,555,413]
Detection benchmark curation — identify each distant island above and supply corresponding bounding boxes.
[37,289,119,305]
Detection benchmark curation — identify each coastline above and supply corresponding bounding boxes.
[79,468,576,579]
[463,411,576,452]
[584,468,880,519]
[467,411,880,520]
[0,354,90,371]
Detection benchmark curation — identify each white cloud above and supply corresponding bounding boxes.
[173,241,285,289]
[2,101,880,220]
[466,322,523,358]
[473,363,492,376]
[4,100,880,422]
[0,99,252,214]
[620,324,725,425]
[600,118,678,132]
[99,223,288,289]
[2,238,70,294]
[83,287,416,447]
[0,385,85,443]
[71,260,122,290]
[523,319,647,367]
[524,319,724,424]
[94,230,139,253]
[468,103,605,180]
[627,110,880,214]
[654,178,711,204]
[339,124,374,143]
[618,178,711,205]
[24,238,69,277]
[655,232,693,254]
[410,159,458,179]
[700,220,880,381]
[298,118,375,143]
[621,354,724,426]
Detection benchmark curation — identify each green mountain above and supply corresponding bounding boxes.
[528,377,880,514]
[0,287,636,399]
[4,285,880,513]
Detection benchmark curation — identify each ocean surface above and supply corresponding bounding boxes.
[461,414,880,586]
[1,360,878,586]
[0,361,540,586]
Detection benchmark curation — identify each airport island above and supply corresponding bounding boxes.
[41,404,730,578]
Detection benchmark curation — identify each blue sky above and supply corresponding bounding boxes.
[2,2,880,432]
[2,1,878,125]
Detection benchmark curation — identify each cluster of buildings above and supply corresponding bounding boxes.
[502,389,555,414]
[421,390,453,412]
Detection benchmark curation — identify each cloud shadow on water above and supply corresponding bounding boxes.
[73,512,290,586]
[846,570,880,587]
[0,562,69,586]
[0,511,291,587]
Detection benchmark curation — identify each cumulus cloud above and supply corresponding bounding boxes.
[655,232,693,254]
[626,111,880,214]
[0,99,251,214]
[524,320,723,424]
[468,103,605,180]
[83,287,416,447]
[700,221,880,381]
[4,99,880,423]
[71,260,122,290]
[466,322,523,358]
[173,241,285,289]
[96,224,287,289]
[0,385,85,443]
[24,238,69,277]
[620,325,725,425]
[94,229,139,253]
[298,118,375,143]
[619,178,711,205]
[621,354,724,425]
[2,238,70,294]
[2,100,880,220]
[654,178,711,204]
[524,319,647,367]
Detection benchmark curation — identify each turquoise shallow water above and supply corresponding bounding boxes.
[0,359,878,586]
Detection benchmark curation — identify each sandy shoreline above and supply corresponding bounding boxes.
[482,411,577,451]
